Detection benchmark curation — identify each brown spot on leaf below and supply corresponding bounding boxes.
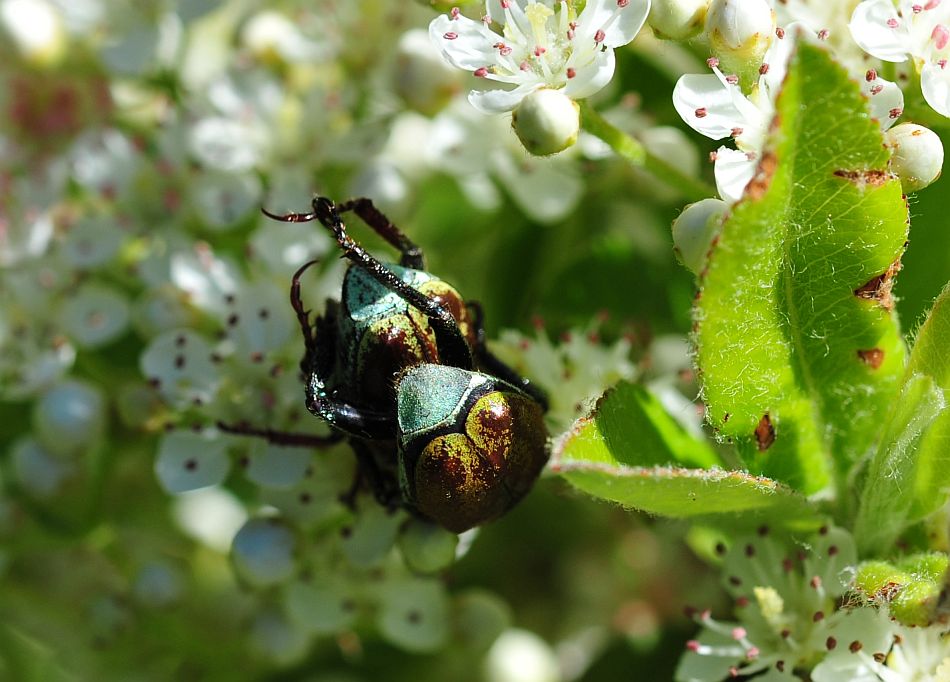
[755,414,775,451]
[854,260,902,311]
[746,151,777,201]
[833,168,889,188]
[857,348,885,369]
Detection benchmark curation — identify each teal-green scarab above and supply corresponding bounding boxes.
[396,364,548,533]
[336,263,476,407]
[222,196,549,533]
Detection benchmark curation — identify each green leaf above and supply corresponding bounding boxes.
[854,284,950,554]
[694,43,908,494]
[853,553,949,626]
[561,381,719,469]
[551,382,818,527]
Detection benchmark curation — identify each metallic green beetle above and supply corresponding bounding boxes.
[225,196,548,533]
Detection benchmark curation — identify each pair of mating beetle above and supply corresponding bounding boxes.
[227,197,549,533]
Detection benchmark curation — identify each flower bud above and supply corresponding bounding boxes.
[231,517,297,587]
[884,123,944,193]
[398,518,459,573]
[33,379,106,457]
[671,198,727,275]
[511,88,580,157]
[649,0,709,40]
[393,29,460,116]
[704,0,774,86]
[486,629,560,682]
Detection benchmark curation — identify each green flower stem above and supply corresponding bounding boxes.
[579,100,715,202]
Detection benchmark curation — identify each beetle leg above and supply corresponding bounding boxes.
[466,301,550,412]
[349,441,402,511]
[336,197,426,270]
[304,369,397,440]
[216,421,345,448]
[311,196,475,371]
[260,206,318,222]
[290,258,320,357]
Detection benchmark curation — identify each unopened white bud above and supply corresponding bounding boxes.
[394,29,460,116]
[671,198,727,275]
[884,123,944,193]
[649,0,709,40]
[511,88,580,157]
[32,379,106,457]
[485,629,560,682]
[705,0,774,84]
[0,0,65,66]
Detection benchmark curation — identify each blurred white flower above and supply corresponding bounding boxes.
[850,0,950,117]
[486,629,561,682]
[173,486,247,552]
[241,10,330,64]
[430,0,651,113]
[0,0,65,65]
[674,25,901,203]
[429,97,583,221]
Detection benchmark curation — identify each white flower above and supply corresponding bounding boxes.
[429,0,651,113]
[850,0,950,117]
[428,97,584,222]
[0,0,65,65]
[813,623,950,682]
[676,526,869,681]
[673,24,902,203]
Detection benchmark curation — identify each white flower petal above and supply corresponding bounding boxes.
[244,442,313,490]
[921,60,950,118]
[563,48,616,99]
[862,74,904,130]
[714,146,758,204]
[140,329,221,408]
[457,172,502,211]
[155,431,230,494]
[59,283,131,349]
[429,13,498,73]
[760,24,799,97]
[849,0,912,63]
[493,150,582,223]
[576,0,650,48]
[673,74,745,140]
[469,83,540,113]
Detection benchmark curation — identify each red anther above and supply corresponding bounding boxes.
[695,107,708,118]
[594,29,606,43]
[474,67,489,77]
[866,69,878,81]
[444,32,458,39]
[567,67,576,78]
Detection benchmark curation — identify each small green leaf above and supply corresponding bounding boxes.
[562,381,719,470]
[853,553,949,626]
[694,44,908,493]
[552,383,817,527]
[855,284,950,554]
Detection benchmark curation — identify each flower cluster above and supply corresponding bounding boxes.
[430,0,651,113]
[677,526,950,682]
